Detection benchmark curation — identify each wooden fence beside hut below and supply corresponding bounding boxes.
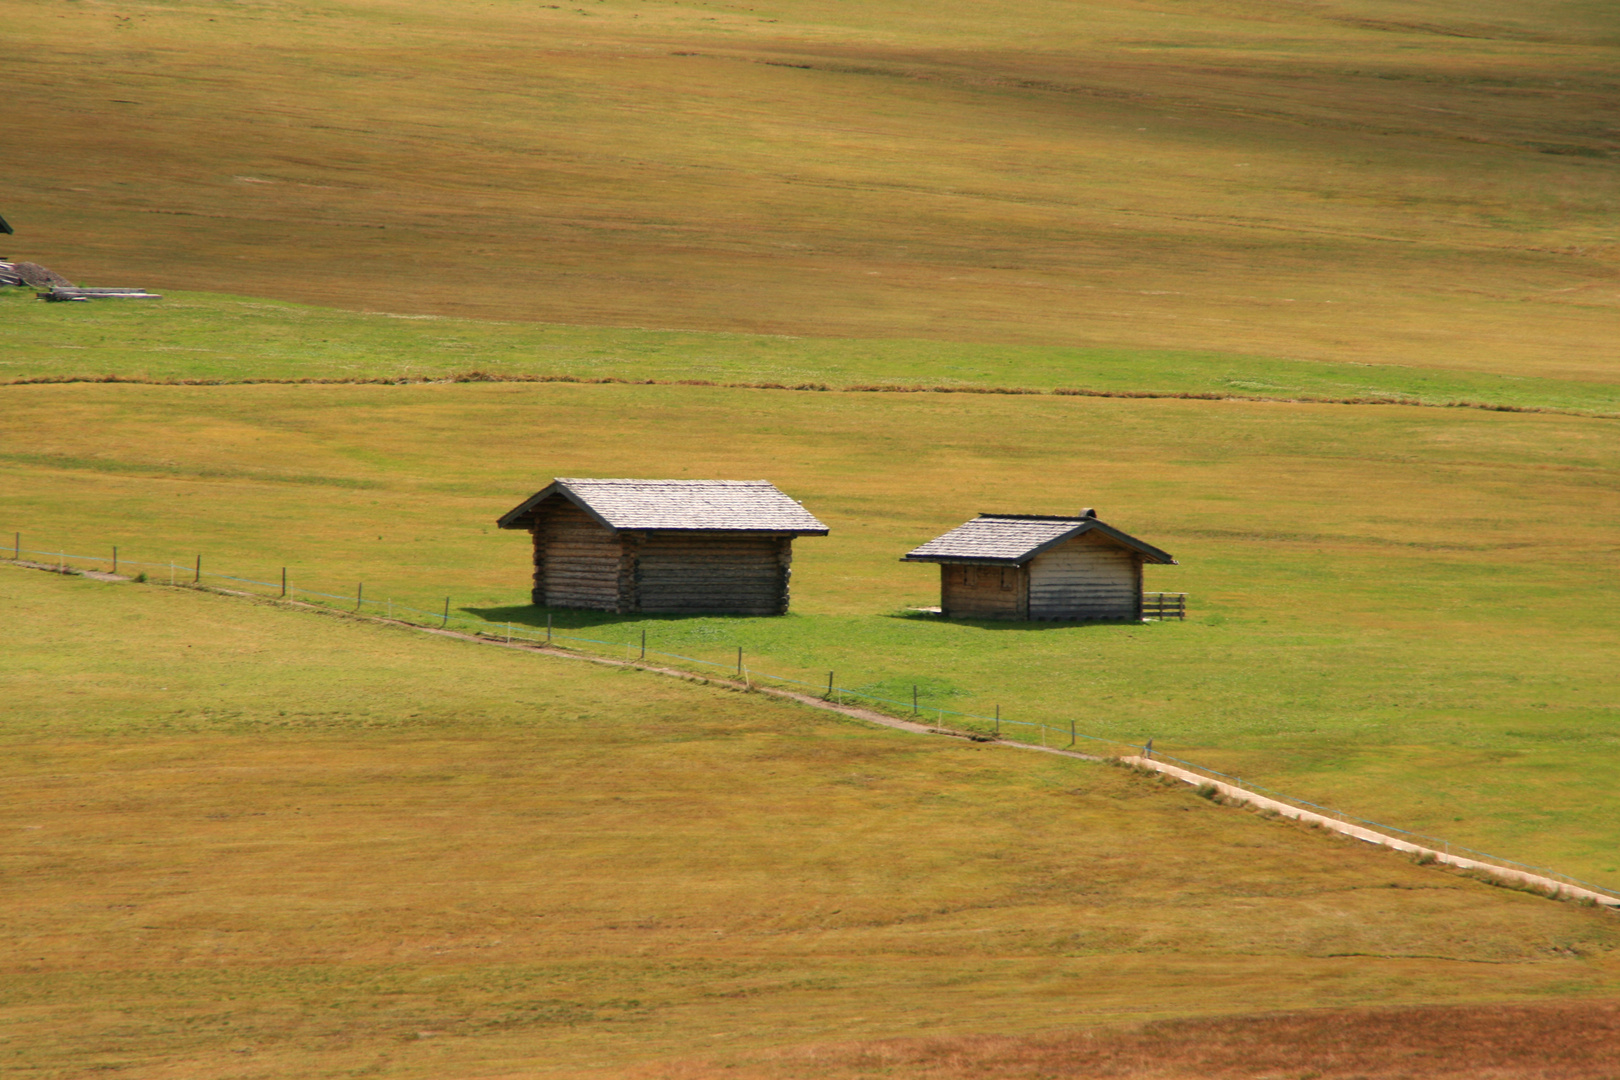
[903,510,1176,621]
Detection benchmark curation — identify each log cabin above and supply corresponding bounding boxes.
[901,510,1175,621]
[497,478,828,615]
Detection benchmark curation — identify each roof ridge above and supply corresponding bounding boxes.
[558,477,772,485]
[976,513,1088,521]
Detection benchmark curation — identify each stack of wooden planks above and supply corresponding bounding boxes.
[0,261,159,299]
[39,286,162,302]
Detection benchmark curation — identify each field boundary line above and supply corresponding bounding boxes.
[12,556,1616,911]
[1120,756,1620,908]
[3,371,1614,421]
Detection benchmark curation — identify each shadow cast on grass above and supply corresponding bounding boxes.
[464,605,788,633]
[884,609,1151,632]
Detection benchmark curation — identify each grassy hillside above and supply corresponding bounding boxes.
[4,378,1615,886]
[6,288,1620,415]
[5,564,1618,1079]
[6,0,1619,380]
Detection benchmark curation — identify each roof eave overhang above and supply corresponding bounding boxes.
[901,520,1176,565]
[498,484,829,535]
[1087,520,1176,564]
[1027,519,1176,564]
[497,482,618,532]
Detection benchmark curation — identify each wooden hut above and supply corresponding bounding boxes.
[902,510,1175,621]
[497,478,828,615]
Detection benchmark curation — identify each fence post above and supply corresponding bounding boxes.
[1070,719,1075,747]
[281,568,287,598]
[736,647,743,679]
[12,532,17,560]
[826,671,833,700]
[442,597,450,628]
[356,583,363,611]
[546,613,552,643]
[194,554,200,584]
[506,622,512,644]
[640,628,646,661]
[995,704,1000,738]
[912,685,918,716]
[112,546,117,574]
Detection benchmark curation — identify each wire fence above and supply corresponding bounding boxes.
[10,533,1620,904]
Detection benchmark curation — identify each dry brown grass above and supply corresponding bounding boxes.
[7,566,1620,1078]
[7,0,1620,380]
[624,1000,1620,1080]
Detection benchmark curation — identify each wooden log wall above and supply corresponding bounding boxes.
[533,500,623,611]
[529,500,799,615]
[1026,531,1141,620]
[940,563,1026,620]
[631,532,792,615]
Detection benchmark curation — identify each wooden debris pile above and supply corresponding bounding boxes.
[0,260,160,301]
[1,261,72,288]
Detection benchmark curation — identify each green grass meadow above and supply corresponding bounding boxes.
[5,288,1619,416]
[4,370,1615,887]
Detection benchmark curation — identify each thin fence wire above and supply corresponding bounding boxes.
[11,539,1619,902]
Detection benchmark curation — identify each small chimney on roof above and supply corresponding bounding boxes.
[1081,507,1096,518]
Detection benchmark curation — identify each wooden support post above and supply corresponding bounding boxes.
[1069,719,1076,748]
[546,613,552,643]
[356,583,363,611]
[640,628,646,660]
[826,671,833,700]
[912,685,918,716]
[995,704,1000,738]
[737,647,743,679]
[506,622,512,644]
[281,568,287,598]
[442,597,450,628]
[13,532,18,560]
[112,546,117,574]
[194,554,200,584]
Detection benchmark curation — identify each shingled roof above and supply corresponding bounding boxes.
[902,514,1174,565]
[498,478,829,534]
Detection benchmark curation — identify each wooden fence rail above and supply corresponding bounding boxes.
[1143,592,1187,620]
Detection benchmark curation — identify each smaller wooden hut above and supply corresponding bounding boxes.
[902,510,1175,621]
[497,478,828,615]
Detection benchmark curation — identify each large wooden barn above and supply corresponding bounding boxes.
[497,478,828,615]
[902,510,1176,621]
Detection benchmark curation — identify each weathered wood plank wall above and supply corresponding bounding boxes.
[940,564,1026,620]
[1027,531,1140,620]
[537,501,622,610]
